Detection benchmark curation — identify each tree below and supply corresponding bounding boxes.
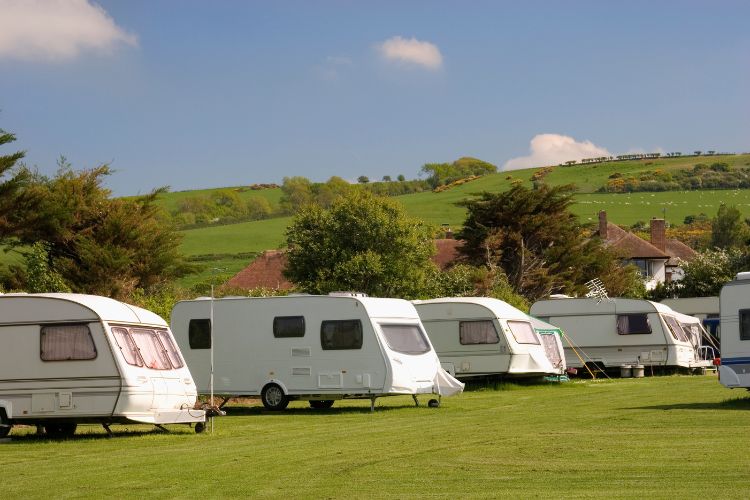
[457,184,642,301]
[397,174,406,182]
[246,197,273,220]
[0,128,31,243]
[284,191,435,298]
[382,175,392,182]
[674,248,747,297]
[13,163,188,298]
[279,176,314,214]
[357,175,369,184]
[711,204,749,249]
[420,157,497,189]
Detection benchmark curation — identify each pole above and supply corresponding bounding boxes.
[210,282,214,434]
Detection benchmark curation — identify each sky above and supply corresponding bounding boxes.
[0,0,748,196]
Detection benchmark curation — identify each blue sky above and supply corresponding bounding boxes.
[1,1,748,196]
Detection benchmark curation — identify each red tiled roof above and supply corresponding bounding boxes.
[224,250,292,290]
[666,239,697,265]
[602,222,670,259]
[224,239,463,290]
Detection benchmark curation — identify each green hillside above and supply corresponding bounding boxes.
[171,154,750,285]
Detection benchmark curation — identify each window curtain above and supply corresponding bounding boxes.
[41,325,96,361]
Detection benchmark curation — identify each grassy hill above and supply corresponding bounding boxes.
[168,154,750,286]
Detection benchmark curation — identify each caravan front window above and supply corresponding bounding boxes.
[40,324,97,361]
[616,314,651,335]
[130,329,172,370]
[156,330,185,368]
[380,324,431,355]
[112,327,144,367]
[321,320,363,350]
[663,316,688,342]
[459,321,500,345]
[507,321,540,345]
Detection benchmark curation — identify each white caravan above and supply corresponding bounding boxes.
[718,272,750,388]
[412,298,556,378]
[170,295,464,410]
[529,298,713,371]
[0,293,205,438]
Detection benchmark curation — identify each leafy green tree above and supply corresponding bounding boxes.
[0,128,31,242]
[397,174,406,182]
[357,175,369,184]
[458,184,642,301]
[23,242,70,293]
[382,175,392,182]
[673,248,747,297]
[421,157,497,188]
[711,204,749,249]
[279,176,314,214]
[284,191,435,298]
[246,197,273,220]
[15,164,188,298]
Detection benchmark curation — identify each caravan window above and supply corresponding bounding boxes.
[380,324,431,354]
[740,310,750,341]
[189,319,211,349]
[156,330,185,368]
[273,316,305,338]
[112,327,144,367]
[616,314,652,335]
[40,324,97,361]
[663,316,688,342]
[321,320,363,350]
[130,329,172,370]
[507,321,540,345]
[459,321,500,345]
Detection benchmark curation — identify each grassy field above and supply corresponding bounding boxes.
[3,375,749,498]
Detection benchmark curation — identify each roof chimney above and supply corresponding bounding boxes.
[598,211,608,239]
[650,218,666,252]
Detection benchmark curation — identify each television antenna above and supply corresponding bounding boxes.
[585,278,611,303]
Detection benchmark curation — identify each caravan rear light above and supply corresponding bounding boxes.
[713,357,721,366]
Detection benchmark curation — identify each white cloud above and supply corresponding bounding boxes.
[376,36,443,70]
[0,0,137,62]
[503,133,612,171]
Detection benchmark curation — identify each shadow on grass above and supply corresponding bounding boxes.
[221,402,433,416]
[2,426,196,444]
[625,397,750,411]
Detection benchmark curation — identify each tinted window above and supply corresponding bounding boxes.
[40,324,97,361]
[273,316,305,338]
[740,309,750,341]
[507,321,540,345]
[616,314,652,335]
[380,324,431,354]
[321,320,363,350]
[459,320,500,345]
[189,319,211,349]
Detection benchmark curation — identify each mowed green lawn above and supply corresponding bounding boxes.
[4,375,749,498]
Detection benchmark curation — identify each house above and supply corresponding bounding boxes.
[224,238,463,291]
[597,211,696,289]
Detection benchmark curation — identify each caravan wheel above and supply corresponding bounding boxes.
[0,424,10,438]
[44,423,77,438]
[309,400,334,409]
[261,384,289,411]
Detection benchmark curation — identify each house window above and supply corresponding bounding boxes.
[189,319,211,349]
[616,314,652,335]
[740,309,750,341]
[273,316,305,338]
[507,321,540,345]
[40,324,97,361]
[631,259,655,278]
[321,320,362,350]
[380,324,431,354]
[459,320,500,345]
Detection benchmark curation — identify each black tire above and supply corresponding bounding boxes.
[0,424,11,438]
[309,400,335,409]
[44,423,77,438]
[428,399,440,408]
[194,422,206,434]
[261,384,289,411]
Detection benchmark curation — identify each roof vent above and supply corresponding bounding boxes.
[737,272,750,280]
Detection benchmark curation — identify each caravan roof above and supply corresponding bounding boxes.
[531,297,674,317]
[414,297,529,321]
[0,293,166,326]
